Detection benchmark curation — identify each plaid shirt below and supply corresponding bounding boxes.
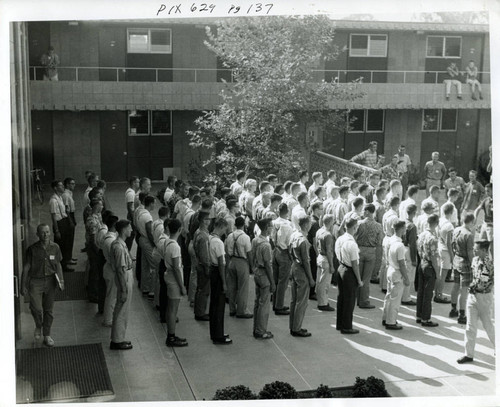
[470,255,493,293]
[417,229,439,269]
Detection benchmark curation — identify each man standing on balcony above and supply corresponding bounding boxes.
[40,46,60,81]
[423,152,447,194]
[349,141,379,169]
[444,61,463,101]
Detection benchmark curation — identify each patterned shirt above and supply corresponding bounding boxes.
[381,164,401,181]
[417,230,439,269]
[470,255,493,293]
[351,149,378,168]
[355,217,384,247]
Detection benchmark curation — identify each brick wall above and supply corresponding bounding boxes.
[52,112,101,183]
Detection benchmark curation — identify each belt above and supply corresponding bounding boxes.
[276,247,288,251]
[231,255,247,260]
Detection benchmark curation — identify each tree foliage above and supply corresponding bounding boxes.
[188,15,362,184]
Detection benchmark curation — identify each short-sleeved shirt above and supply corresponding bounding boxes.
[174,198,191,221]
[399,198,416,221]
[470,255,493,293]
[382,209,399,237]
[252,235,272,268]
[283,196,298,217]
[272,217,293,250]
[49,194,67,221]
[209,234,225,266]
[163,188,174,204]
[291,205,307,231]
[230,181,244,198]
[111,238,133,272]
[239,191,255,218]
[298,182,307,194]
[252,195,264,220]
[316,227,334,257]
[25,241,62,278]
[438,218,454,252]
[374,199,386,224]
[462,181,485,211]
[160,239,183,287]
[102,231,117,263]
[396,154,412,173]
[424,160,446,181]
[224,212,236,234]
[356,217,384,247]
[96,224,109,250]
[225,230,251,259]
[133,205,145,229]
[323,179,337,199]
[62,189,75,213]
[415,213,429,236]
[335,233,359,267]
[308,183,321,201]
[136,210,153,238]
[351,149,378,168]
[334,200,349,225]
[125,188,135,211]
[417,230,439,269]
[451,226,474,273]
[387,235,406,270]
[289,231,310,266]
[152,219,165,247]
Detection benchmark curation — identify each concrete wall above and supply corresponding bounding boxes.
[53,112,101,183]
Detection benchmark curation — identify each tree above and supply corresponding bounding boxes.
[412,11,489,24]
[188,16,362,184]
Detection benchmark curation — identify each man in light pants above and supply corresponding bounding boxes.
[382,220,410,330]
[401,204,418,306]
[137,195,156,298]
[315,214,336,311]
[457,240,495,364]
[102,215,118,327]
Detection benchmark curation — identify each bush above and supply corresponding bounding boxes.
[352,376,389,398]
[213,385,258,400]
[315,384,333,398]
[259,381,298,399]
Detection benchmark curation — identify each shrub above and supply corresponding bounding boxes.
[259,381,298,399]
[352,376,389,398]
[315,384,333,398]
[213,385,258,400]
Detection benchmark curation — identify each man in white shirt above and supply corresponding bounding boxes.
[421,185,441,216]
[291,192,309,231]
[230,171,246,199]
[415,202,436,235]
[382,220,410,330]
[137,195,156,297]
[284,183,301,217]
[440,188,460,227]
[323,170,337,199]
[307,172,323,201]
[333,186,350,238]
[49,180,73,272]
[399,185,419,221]
[435,203,454,304]
[297,170,309,194]
[163,175,177,204]
[396,145,412,195]
[324,185,339,213]
[125,176,140,250]
[62,177,77,267]
[380,196,400,292]
[271,203,294,315]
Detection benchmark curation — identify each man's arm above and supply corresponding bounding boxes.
[50,213,61,240]
[466,233,474,264]
[408,226,418,266]
[21,260,30,296]
[325,234,334,271]
[300,240,314,286]
[263,244,275,293]
[351,259,363,287]
[445,228,454,263]
[350,150,366,163]
[217,253,226,293]
[127,202,134,219]
[171,255,186,296]
[145,221,154,246]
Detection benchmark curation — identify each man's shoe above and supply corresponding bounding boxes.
[449,309,459,318]
[457,95,462,100]
[67,260,77,265]
[110,341,133,350]
[359,304,375,309]
[385,323,403,330]
[433,296,451,304]
[254,331,273,339]
[309,294,317,301]
[71,258,78,262]
[457,316,467,325]
[213,337,233,345]
[416,318,422,324]
[195,315,210,321]
[421,320,439,327]
[382,320,386,326]
[166,336,188,347]
[318,305,335,311]
[341,329,359,334]
[457,356,474,364]
[291,330,312,337]
[446,95,450,101]
[275,309,290,315]
[34,328,42,341]
[401,300,417,306]
[236,313,253,319]
[370,278,380,284]
[229,311,236,317]
[44,336,55,347]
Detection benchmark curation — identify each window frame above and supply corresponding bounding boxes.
[347,109,365,133]
[365,109,385,133]
[151,110,173,136]
[349,33,388,58]
[421,109,458,132]
[426,35,462,58]
[127,28,172,54]
[128,110,150,136]
[128,110,173,136]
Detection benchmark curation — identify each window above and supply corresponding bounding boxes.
[366,110,385,132]
[127,28,172,53]
[440,109,458,131]
[152,111,172,135]
[129,110,172,136]
[422,109,458,131]
[426,36,461,58]
[348,110,365,132]
[348,110,385,132]
[349,34,387,57]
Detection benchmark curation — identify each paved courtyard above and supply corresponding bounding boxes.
[16,182,496,402]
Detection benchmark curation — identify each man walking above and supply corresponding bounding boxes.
[22,224,64,347]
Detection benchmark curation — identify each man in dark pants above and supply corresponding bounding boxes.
[125,176,140,251]
[335,217,363,334]
[62,177,77,266]
[49,180,74,272]
[307,202,323,300]
[22,224,65,347]
[193,211,211,321]
[416,214,440,327]
[289,215,315,337]
[209,218,232,344]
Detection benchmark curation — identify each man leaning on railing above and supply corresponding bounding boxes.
[349,141,379,169]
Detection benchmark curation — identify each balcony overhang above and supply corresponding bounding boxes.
[30,81,490,111]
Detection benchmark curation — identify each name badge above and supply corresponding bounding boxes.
[49,255,55,260]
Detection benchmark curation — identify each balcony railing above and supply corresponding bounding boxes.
[30,66,490,85]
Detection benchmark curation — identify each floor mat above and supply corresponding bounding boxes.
[16,343,114,403]
[24,271,88,303]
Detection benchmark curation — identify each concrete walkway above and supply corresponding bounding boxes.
[16,182,496,403]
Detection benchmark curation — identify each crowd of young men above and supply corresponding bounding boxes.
[29,162,493,364]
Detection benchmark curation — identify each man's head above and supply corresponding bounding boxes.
[462,213,476,229]
[158,206,170,219]
[201,198,213,212]
[259,181,271,194]
[427,214,439,231]
[473,240,490,259]
[274,184,284,195]
[290,183,301,197]
[283,181,293,195]
[406,203,417,221]
[339,186,350,200]
[266,174,278,187]
[314,186,325,201]
[431,152,439,162]
[129,176,140,190]
[469,170,477,182]
[63,177,76,191]
[447,188,459,203]
[144,195,155,210]
[278,202,289,218]
[375,187,387,201]
[353,171,363,182]
[235,216,245,230]
[369,141,378,152]
[429,185,440,200]
[36,224,51,243]
[369,172,381,187]
[90,198,104,213]
[116,219,132,238]
[51,180,64,195]
[96,180,107,192]
[189,186,200,200]
[140,177,151,193]
[393,220,406,237]
[270,193,283,209]
[329,185,340,200]
[363,203,375,219]
[311,201,324,218]
[406,185,419,199]
[398,145,406,155]
[245,179,257,193]
[312,171,323,185]
[349,180,360,193]
[327,170,337,182]
[227,198,239,214]
[198,211,211,229]
[298,215,311,233]
[448,167,457,179]
[358,183,369,198]
[180,183,190,199]
[105,215,119,231]
[485,183,492,197]
[390,155,398,166]
[345,217,358,234]
[213,217,228,235]
[48,45,55,55]
[442,202,454,218]
[298,170,309,183]
[237,171,247,183]
[322,214,335,231]
[468,60,476,68]
[257,217,273,236]
[352,197,364,212]
[166,175,177,189]
[390,196,400,210]
[261,192,272,208]
[87,173,99,188]
[166,218,182,237]
[422,201,435,215]
[340,177,351,186]
[297,192,309,208]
